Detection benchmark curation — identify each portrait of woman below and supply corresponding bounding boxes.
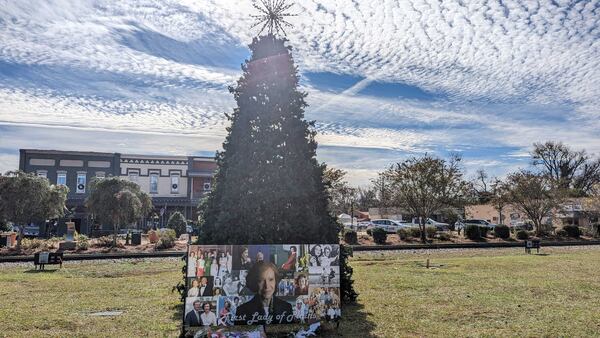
[196,252,205,277]
[234,261,293,325]
[219,300,233,326]
[281,246,297,271]
[294,274,308,295]
[227,250,233,272]
[187,251,197,277]
[218,251,228,276]
[256,250,265,263]
[319,245,338,267]
[204,251,212,276]
[222,276,237,296]
[214,276,222,288]
[309,245,323,267]
[240,247,252,270]
[187,279,200,297]
[210,256,218,277]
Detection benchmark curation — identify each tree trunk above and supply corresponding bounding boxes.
[498,207,503,225]
[16,224,24,251]
[420,219,426,243]
[113,223,118,248]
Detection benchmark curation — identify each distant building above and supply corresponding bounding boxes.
[19,149,216,236]
[465,199,599,228]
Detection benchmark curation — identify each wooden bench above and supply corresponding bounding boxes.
[34,252,63,270]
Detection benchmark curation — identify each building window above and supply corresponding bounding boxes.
[57,173,67,186]
[129,172,139,183]
[96,172,105,180]
[203,182,211,191]
[150,174,158,194]
[76,173,86,193]
[36,170,47,178]
[171,175,179,194]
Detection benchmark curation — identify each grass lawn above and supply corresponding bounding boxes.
[1,247,599,337]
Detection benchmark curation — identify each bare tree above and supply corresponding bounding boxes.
[383,154,470,243]
[355,186,379,211]
[471,168,493,203]
[323,167,356,216]
[505,170,562,236]
[532,141,600,196]
[489,178,510,225]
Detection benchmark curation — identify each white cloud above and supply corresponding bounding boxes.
[1,0,600,185]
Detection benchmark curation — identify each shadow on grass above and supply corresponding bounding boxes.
[171,303,183,322]
[23,269,59,273]
[335,302,377,337]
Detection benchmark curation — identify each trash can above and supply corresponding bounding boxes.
[131,232,142,246]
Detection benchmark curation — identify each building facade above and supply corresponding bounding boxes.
[465,199,599,228]
[19,149,216,236]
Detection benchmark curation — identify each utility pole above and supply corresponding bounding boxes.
[350,199,354,229]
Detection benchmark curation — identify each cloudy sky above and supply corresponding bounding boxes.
[1,0,599,185]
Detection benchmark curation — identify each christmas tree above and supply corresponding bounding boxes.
[196,1,357,304]
[199,34,338,245]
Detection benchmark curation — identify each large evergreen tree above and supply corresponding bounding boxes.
[198,34,338,245]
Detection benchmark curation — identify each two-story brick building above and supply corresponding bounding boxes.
[19,149,217,236]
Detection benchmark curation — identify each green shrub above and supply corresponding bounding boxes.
[343,229,358,245]
[0,220,11,232]
[167,211,187,237]
[516,230,529,240]
[479,226,489,237]
[591,223,600,238]
[77,235,89,250]
[580,226,596,237]
[556,229,568,237]
[371,227,387,245]
[562,225,581,238]
[465,225,481,240]
[425,226,437,239]
[408,227,421,238]
[437,232,452,241]
[155,229,177,249]
[397,228,408,240]
[494,225,510,239]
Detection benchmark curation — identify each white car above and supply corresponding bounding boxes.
[461,219,498,230]
[425,218,450,231]
[369,219,413,233]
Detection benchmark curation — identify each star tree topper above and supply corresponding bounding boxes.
[251,0,297,36]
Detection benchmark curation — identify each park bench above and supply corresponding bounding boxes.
[34,252,63,270]
[524,239,541,254]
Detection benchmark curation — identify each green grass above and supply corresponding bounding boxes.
[0,259,183,337]
[1,247,599,337]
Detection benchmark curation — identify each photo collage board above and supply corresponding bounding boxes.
[184,244,341,330]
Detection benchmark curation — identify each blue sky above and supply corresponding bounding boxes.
[1,0,599,186]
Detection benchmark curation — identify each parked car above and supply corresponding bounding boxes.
[350,221,372,231]
[509,221,533,231]
[425,218,450,231]
[369,219,413,233]
[13,224,40,237]
[462,219,498,230]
